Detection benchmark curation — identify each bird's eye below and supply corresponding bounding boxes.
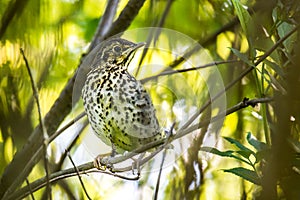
[113,46,121,52]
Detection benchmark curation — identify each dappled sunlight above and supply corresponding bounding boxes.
[1,0,299,199]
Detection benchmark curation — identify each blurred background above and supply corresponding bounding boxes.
[0,0,300,199]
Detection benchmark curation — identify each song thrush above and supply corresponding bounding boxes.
[82,38,164,160]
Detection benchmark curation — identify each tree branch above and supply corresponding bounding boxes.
[20,48,51,199]
[0,0,29,38]
[103,0,146,40]
[140,60,240,84]
[89,0,119,50]
[67,151,91,200]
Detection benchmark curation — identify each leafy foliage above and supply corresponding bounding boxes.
[201,132,270,185]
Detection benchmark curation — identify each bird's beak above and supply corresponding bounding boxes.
[134,42,146,50]
[122,42,146,58]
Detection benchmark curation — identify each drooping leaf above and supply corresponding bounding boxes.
[263,59,285,77]
[224,167,261,185]
[236,150,252,159]
[231,0,252,37]
[255,150,271,163]
[231,0,255,57]
[229,47,254,67]
[200,147,235,157]
[246,132,269,152]
[200,147,250,165]
[264,69,287,94]
[224,136,255,155]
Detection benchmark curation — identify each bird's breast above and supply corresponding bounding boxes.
[82,67,163,152]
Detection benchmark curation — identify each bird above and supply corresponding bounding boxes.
[81,38,165,168]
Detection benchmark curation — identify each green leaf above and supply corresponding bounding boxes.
[246,132,269,152]
[200,147,251,165]
[200,147,234,157]
[224,167,261,185]
[231,0,255,57]
[229,48,254,67]
[224,137,254,154]
[236,150,252,159]
[263,59,285,77]
[255,150,270,163]
[264,70,287,94]
[231,0,252,37]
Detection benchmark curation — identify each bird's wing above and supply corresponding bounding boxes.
[111,79,161,139]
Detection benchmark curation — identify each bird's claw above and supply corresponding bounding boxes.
[94,154,114,172]
[131,153,145,176]
[131,159,140,176]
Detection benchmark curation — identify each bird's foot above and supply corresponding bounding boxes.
[94,153,114,172]
[131,153,145,176]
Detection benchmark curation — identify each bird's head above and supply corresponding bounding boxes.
[92,38,145,68]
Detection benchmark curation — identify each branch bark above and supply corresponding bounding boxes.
[0,0,29,38]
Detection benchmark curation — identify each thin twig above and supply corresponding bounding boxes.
[25,178,35,200]
[254,25,299,66]
[40,119,88,199]
[153,149,167,200]
[19,50,49,142]
[20,48,52,199]
[158,16,239,73]
[49,111,86,143]
[26,113,86,197]
[67,151,92,200]
[135,0,174,76]
[56,119,89,168]
[140,60,240,83]
[175,97,273,139]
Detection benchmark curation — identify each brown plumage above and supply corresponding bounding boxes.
[82,38,164,154]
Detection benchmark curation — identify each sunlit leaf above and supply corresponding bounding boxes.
[4,137,14,163]
[265,69,287,94]
[200,147,250,165]
[231,0,254,55]
[224,167,261,185]
[224,136,254,155]
[263,59,285,77]
[231,0,251,37]
[200,146,235,157]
